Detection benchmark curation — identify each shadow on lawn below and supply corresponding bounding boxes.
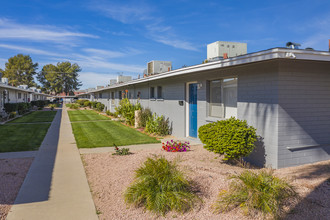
[13,108,62,204]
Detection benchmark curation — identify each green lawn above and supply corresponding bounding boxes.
[0,123,51,152]
[9,111,57,123]
[68,110,110,122]
[71,120,160,148]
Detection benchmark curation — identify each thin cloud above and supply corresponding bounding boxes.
[0,18,98,44]
[83,48,125,58]
[87,1,198,51]
[64,54,145,73]
[0,44,63,57]
[88,1,153,24]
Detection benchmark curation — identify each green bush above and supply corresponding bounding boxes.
[4,103,31,114]
[112,144,131,155]
[138,108,152,128]
[198,117,257,161]
[66,103,79,109]
[91,101,98,109]
[115,98,141,125]
[83,100,91,108]
[145,113,170,136]
[31,100,49,109]
[4,103,18,113]
[214,169,297,218]
[9,111,17,119]
[96,102,105,112]
[125,156,199,215]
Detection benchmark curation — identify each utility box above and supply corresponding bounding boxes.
[147,61,172,75]
[207,41,247,60]
[117,75,132,83]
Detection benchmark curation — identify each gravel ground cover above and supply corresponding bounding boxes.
[0,158,33,220]
[82,145,330,220]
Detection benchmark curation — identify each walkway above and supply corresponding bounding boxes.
[7,107,98,220]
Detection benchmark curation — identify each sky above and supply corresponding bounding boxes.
[0,0,330,89]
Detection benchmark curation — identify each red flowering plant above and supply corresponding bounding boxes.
[162,140,190,152]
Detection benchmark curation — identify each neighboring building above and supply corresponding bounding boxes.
[207,41,247,60]
[0,76,48,116]
[77,47,330,169]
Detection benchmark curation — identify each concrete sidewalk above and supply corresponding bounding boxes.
[7,107,98,220]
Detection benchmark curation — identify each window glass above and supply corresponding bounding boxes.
[208,78,237,118]
[118,91,122,100]
[157,86,162,99]
[150,87,155,99]
[209,80,223,117]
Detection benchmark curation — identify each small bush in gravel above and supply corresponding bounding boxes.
[112,144,131,156]
[198,117,257,161]
[124,156,199,215]
[214,169,297,218]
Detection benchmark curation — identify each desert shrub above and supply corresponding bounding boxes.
[214,169,297,218]
[198,117,257,161]
[112,144,131,155]
[96,102,105,112]
[138,108,152,128]
[115,98,141,125]
[125,156,199,215]
[145,113,170,136]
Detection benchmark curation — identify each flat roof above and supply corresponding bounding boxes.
[78,47,330,96]
[0,83,49,96]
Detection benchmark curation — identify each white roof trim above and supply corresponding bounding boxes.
[77,48,330,95]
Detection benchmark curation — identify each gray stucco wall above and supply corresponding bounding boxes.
[81,59,330,168]
[277,60,330,168]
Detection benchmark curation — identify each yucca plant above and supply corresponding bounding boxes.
[124,156,199,215]
[214,169,297,218]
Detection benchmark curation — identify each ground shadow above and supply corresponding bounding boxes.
[244,136,266,168]
[13,108,61,204]
[283,177,330,220]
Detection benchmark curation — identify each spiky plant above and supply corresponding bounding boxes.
[214,169,297,218]
[124,156,199,215]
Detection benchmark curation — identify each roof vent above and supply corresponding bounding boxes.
[305,47,314,51]
[286,42,301,49]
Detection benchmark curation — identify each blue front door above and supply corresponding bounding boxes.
[189,83,198,137]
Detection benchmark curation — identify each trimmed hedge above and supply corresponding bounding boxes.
[4,103,31,115]
[198,117,257,161]
[31,100,49,109]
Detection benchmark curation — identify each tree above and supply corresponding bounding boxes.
[3,54,38,87]
[38,61,82,95]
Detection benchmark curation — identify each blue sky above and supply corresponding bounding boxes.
[0,0,329,89]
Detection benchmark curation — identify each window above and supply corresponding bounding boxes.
[99,93,102,98]
[208,78,237,118]
[18,93,21,99]
[118,91,122,100]
[150,87,155,99]
[157,86,163,99]
[111,92,114,100]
